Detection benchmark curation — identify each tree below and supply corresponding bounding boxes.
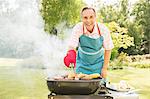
[98,0,149,55]
[98,0,129,26]
[132,0,150,54]
[40,0,84,33]
[98,5,119,23]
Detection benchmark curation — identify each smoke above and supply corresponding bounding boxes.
[0,0,72,77]
[0,0,44,58]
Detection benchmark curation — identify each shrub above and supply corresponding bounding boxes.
[110,52,129,70]
[129,61,150,68]
[127,54,150,68]
[106,22,134,60]
[110,54,150,69]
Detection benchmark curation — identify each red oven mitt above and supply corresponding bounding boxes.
[64,50,76,68]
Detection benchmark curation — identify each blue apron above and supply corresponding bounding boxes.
[76,23,104,74]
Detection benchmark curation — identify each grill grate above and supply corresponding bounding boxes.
[48,94,113,99]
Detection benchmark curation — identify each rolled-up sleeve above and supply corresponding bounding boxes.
[68,23,83,49]
[100,24,114,50]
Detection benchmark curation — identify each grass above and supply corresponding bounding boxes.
[0,58,150,99]
[108,67,150,99]
[0,66,48,99]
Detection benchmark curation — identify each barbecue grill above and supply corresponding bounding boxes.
[46,77,139,99]
[47,77,113,99]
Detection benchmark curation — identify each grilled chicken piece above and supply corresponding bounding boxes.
[76,73,87,78]
[74,73,87,80]
[53,73,101,80]
[67,73,76,79]
[81,73,101,80]
[89,73,101,79]
[81,75,93,80]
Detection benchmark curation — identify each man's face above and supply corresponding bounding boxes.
[81,9,96,29]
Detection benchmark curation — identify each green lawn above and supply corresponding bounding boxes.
[0,58,150,99]
[108,67,150,99]
[0,66,48,99]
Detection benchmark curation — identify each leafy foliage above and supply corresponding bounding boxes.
[98,5,120,23]
[109,52,128,69]
[132,0,150,54]
[106,22,134,59]
[98,0,129,26]
[40,0,84,33]
[98,0,150,55]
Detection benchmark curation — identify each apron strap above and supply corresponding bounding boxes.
[97,23,101,36]
[82,23,85,34]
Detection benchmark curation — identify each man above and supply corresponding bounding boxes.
[64,7,114,79]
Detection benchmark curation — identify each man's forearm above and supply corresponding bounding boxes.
[103,50,111,69]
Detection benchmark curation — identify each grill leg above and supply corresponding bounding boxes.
[48,92,56,99]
